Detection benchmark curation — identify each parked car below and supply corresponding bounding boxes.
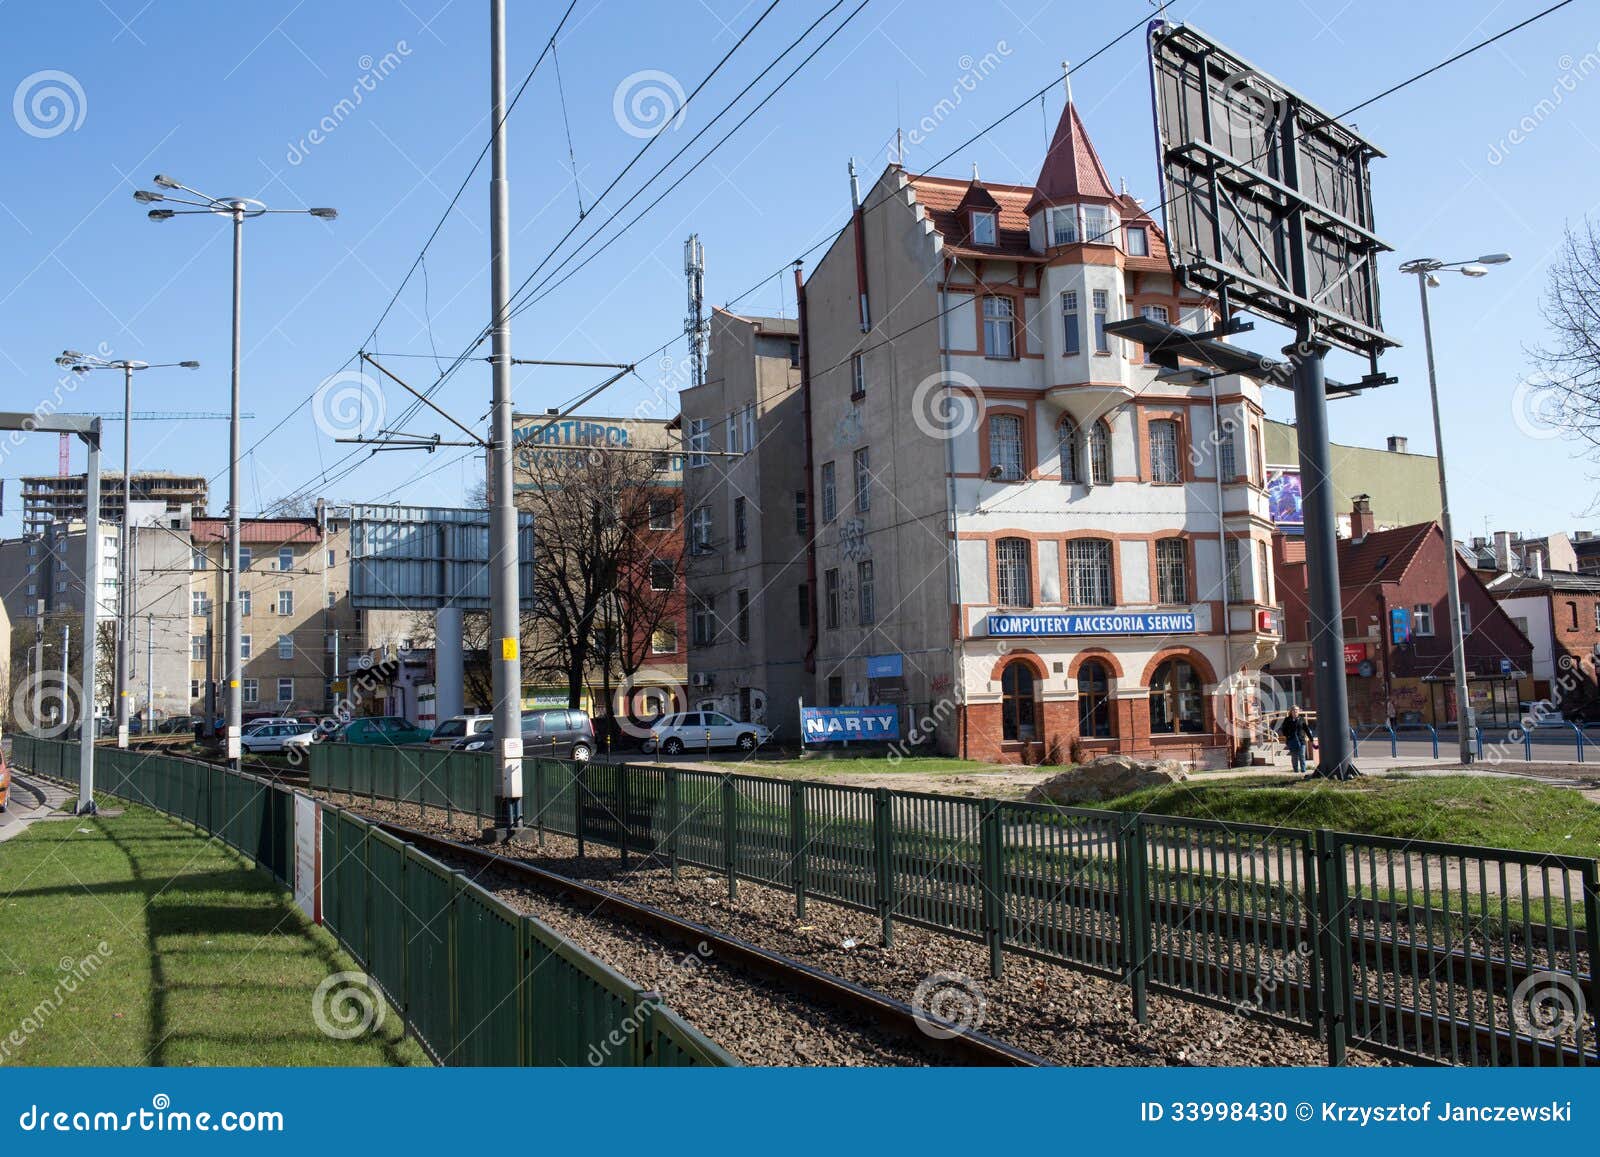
[329,716,433,746]
[158,715,198,734]
[451,708,595,762]
[428,713,494,747]
[644,711,770,756]
[239,720,316,754]
[280,727,318,754]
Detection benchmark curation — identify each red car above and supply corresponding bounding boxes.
[0,756,11,812]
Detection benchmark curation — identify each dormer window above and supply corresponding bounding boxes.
[1127,225,1149,256]
[971,210,997,246]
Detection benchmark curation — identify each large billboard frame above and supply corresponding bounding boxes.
[349,503,535,612]
[1149,20,1396,364]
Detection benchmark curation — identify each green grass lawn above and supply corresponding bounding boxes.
[0,804,427,1067]
[1100,773,1600,857]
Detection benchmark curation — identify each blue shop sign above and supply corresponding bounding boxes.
[801,706,900,744]
[865,654,903,679]
[985,611,1196,638]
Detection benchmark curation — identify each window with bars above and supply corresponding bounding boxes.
[821,461,837,523]
[989,414,1024,481]
[734,496,748,550]
[1067,539,1112,606]
[854,447,871,513]
[983,295,1016,359]
[995,539,1032,607]
[691,598,715,645]
[1224,538,1243,603]
[1149,419,1181,483]
[1058,416,1079,482]
[1088,421,1111,484]
[858,560,875,624]
[1218,420,1238,481]
[794,490,808,534]
[1156,538,1188,604]
[1051,207,1078,245]
[736,589,750,642]
[851,353,866,397]
[824,568,840,629]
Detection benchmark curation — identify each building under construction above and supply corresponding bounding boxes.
[20,472,208,533]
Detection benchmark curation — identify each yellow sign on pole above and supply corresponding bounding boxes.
[501,637,519,661]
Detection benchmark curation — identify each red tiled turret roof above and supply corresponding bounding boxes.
[1029,100,1117,212]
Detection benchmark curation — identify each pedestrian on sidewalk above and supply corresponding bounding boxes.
[1278,705,1316,776]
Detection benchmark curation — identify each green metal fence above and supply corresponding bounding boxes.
[304,744,1600,1067]
[10,735,735,1069]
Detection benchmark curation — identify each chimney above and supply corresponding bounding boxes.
[1350,494,1376,540]
[1471,536,1487,550]
[1386,435,1408,454]
[1493,531,1514,572]
[1532,551,1546,579]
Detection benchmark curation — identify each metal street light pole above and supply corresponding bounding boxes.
[54,352,198,749]
[133,177,335,769]
[1399,252,1511,765]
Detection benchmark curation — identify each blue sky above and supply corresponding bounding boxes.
[1,0,1596,541]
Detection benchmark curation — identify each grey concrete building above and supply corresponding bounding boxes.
[679,309,809,739]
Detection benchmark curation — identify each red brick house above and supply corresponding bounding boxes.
[1270,499,1534,728]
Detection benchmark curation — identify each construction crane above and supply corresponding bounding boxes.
[54,412,254,474]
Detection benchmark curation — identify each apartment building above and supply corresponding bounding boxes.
[680,309,809,739]
[1488,568,1600,717]
[786,95,1281,765]
[188,509,358,717]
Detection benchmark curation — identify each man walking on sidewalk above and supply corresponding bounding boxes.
[1278,705,1316,776]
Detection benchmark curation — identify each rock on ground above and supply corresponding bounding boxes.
[1024,755,1186,805]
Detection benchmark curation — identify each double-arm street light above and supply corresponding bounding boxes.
[1397,251,1512,765]
[133,174,336,768]
[54,351,198,748]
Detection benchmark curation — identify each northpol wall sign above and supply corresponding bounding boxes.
[985,612,1197,638]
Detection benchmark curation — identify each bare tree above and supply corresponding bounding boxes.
[516,442,682,722]
[1530,219,1600,467]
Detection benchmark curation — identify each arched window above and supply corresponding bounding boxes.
[988,414,1024,480]
[1001,661,1039,742]
[995,538,1033,607]
[1077,660,1113,738]
[1150,658,1204,734]
[1058,415,1080,483]
[1088,421,1111,484]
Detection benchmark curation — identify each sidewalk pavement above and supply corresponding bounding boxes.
[0,771,73,844]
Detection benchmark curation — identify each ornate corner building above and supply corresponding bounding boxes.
[700,96,1285,766]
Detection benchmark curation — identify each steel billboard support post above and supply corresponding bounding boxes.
[1289,327,1356,778]
[488,0,524,833]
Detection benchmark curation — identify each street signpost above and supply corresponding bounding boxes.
[1135,19,1400,778]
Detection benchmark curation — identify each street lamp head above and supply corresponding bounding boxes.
[1426,273,1441,288]
[132,190,163,203]
[179,360,200,369]
[147,209,175,221]
[61,349,86,360]
[308,207,338,220]
[152,173,182,190]
[1477,253,1512,265]
[1398,257,1441,275]
[1459,264,1489,278]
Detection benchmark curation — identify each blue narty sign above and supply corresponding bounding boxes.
[985,611,1196,638]
[801,706,900,744]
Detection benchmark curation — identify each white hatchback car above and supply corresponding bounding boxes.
[428,713,495,747]
[645,711,771,756]
[240,720,315,754]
